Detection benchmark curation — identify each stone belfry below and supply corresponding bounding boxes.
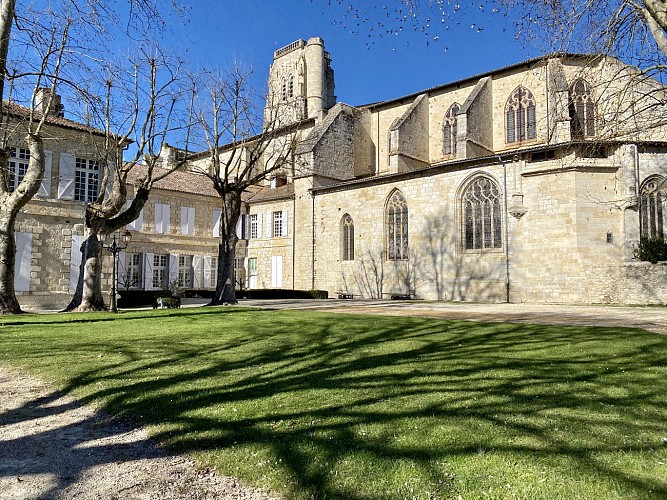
[264,37,336,128]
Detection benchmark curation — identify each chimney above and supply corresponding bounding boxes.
[35,88,64,117]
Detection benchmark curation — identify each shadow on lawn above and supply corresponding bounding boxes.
[3,309,667,499]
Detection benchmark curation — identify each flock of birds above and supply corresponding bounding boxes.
[314,1,505,52]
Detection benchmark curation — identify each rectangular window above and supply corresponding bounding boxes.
[124,252,143,289]
[250,214,259,239]
[181,206,195,236]
[74,157,99,202]
[178,255,193,287]
[234,258,245,288]
[273,211,283,238]
[9,147,29,191]
[210,257,217,288]
[249,257,258,273]
[152,254,168,289]
[154,203,170,234]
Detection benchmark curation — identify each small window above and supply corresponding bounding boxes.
[386,190,408,260]
[342,214,354,261]
[152,254,169,289]
[273,211,283,237]
[74,157,100,202]
[288,74,294,98]
[234,258,246,288]
[640,176,666,239]
[506,87,536,144]
[530,150,555,163]
[9,147,29,191]
[249,257,258,273]
[462,176,503,250]
[122,252,143,289]
[443,103,460,157]
[178,255,193,287]
[250,214,259,239]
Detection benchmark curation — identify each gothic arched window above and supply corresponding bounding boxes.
[444,103,460,157]
[280,77,287,101]
[462,176,503,250]
[386,190,409,260]
[641,176,666,239]
[288,74,294,99]
[341,214,354,261]
[506,87,536,143]
[569,78,596,138]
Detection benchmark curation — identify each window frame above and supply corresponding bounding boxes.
[443,103,460,157]
[123,252,143,289]
[178,255,193,288]
[341,214,355,261]
[152,254,169,289]
[461,176,503,252]
[505,87,537,144]
[569,78,596,139]
[385,190,409,261]
[74,157,100,203]
[9,147,30,191]
[273,211,283,238]
[640,175,666,239]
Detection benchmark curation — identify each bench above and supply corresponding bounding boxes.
[337,293,354,299]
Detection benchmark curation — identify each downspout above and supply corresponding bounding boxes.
[502,157,511,303]
[292,193,296,290]
[634,143,642,239]
[311,187,316,290]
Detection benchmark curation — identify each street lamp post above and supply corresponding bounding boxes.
[101,230,132,313]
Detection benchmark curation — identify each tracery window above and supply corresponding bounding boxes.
[640,176,666,239]
[569,78,596,138]
[505,87,536,143]
[341,214,354,261]
[386,190,408,260]
[443,103,460,156]
[462,176,502,250]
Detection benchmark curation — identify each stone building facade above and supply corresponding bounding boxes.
[11,38,667,307]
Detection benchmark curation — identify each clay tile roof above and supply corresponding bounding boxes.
[247,183,294,203]
[3,100,108,137]
[126,165,218,198]
[126,164,263,203]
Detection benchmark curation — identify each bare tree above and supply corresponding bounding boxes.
[0,0,185,314]
[64,48,195,312]
[191,65,306,305]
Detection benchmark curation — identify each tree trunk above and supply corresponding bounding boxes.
[63,231,107,312]
[208,191,241,305]
[0,211,21,314]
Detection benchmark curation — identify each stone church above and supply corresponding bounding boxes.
[11,37,667,307]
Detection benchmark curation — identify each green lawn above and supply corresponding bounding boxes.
[1,307,666,499]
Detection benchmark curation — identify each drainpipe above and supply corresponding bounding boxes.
[633,143,642,239]
[502,157,511,303]
[292,193,296,290]
[311,187,316,290]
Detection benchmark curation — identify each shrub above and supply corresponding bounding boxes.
[634,236,667,264]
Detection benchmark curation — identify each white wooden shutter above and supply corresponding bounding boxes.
[118,251,126,289]
[164,204,171,234]
[235,217,242,238]
[181,206,194,236]
[36,150,52,198]
[169,254,179,285]
[143,252,154,290]
[203,255,212,288]
[14,232,32,292]
[154,204,163,233]
[212,210,221,237]
[126,200,144,232]
[271,255,283,288]
[58,152,75,200]
[105,165,114,199]
[69,235,85,292]
[281,209,288,237]
[265,211,272,238]
[243,257,249,288]
[257,213,263,238]
[192,255,202,288]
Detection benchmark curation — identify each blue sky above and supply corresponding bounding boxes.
[166,1,539,107]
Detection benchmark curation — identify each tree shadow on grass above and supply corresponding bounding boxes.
[2,309,667,499]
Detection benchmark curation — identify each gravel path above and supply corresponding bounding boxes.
[0,365,280,500]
